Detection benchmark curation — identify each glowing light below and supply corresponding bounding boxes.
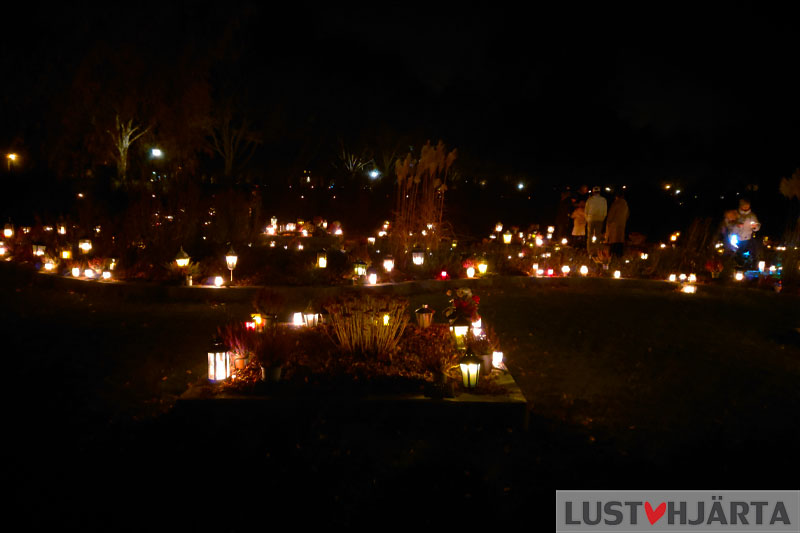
[459,351,482,388]
[579,265,589,276]
[561,238,568,245]
[225,247,238,271]
[679,273,687,281]
[61,250,72,260]
[640,253,649,260]
[367,237,375,245]
[546,268,554,277]
[3,224,13,238]
[758,261,766,272]
[368,272,378,285]
[7,153,17,161]
[214,276,224,287]
[412,248,425,266]
[503,232,512,244]
[0,245,5,256]
[466,266,475,278]
[44,261,54,271]
[304,312,319,327]
[383,314,390,326]
[535,236,544,246]
[688,273,697,283]
[354,260,367,277]
[32,245,45,256]
[660,243,666,249]
[561,265,570,275]
[334,228,343,236]
[613,270,621,279]
[591,235,597,243]
[84,269,94,278]
[477,261,487,275]
[439,270,448,280]
[58,225,66,235]
[383,256,394,272]
[208,338,231,382]
[316,251,327,268]
[71,267,81,277]
[102,271,111,280]
[681,285,697,294]
[734,271,744,281]
[517,182,524,190]
[293,312,304,327]
[286,222,296,232]
[175,247,190,268]
[668,274,677,282]
[78,240,92,253]
[368,169,380,179]
[495,222,503,233]
[492,351,504,369]
[150,148,163,158]
[729,234,739,249]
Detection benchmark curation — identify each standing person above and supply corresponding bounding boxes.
[555,190,575,240]
[570,200,587,248]
[605,191,629,257]
[734,198,761,266]
[585,186,607,252]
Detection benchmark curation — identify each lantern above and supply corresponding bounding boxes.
[316,250,327,268]
[547,226,555,234]
[383,255,394,272]
[225,247,238,282]
[466,266,475,278]
[681,285,697,294]
[367,270,378,285]
[214,276,224,287]
[502,231,512,244]
[0,243,5,256]
[613,270,621,279]
[3,223,13,239]
[71,267,81,277]
[668,274,677,282]
[459,350,482,389]
[579,265,589,276]
[292,312,304,327]
[412,247,424,266]
[57,223,67,235]
[367,237,376,246]
[477,260,488,275]
[44,261,55,271]
[688,273,697,283]
[102,271,111,280]
[495,222,503,233]
[492,351,504,369]
[84,269,94,278]
[546,268,554,277]
[32,244,46,257]
[561,265,571,275]
[757,261,766,273]
[640,253,649,260]
[535,236,544,246]
[175,247,190,268]
[734,271,744,281]
[271,216,278,227]
[471,318,482,338]
[353,260,367,277]
[78,240,92,253]
[561,238,568,245]
[303,311,319,327]
[207,337,231,382]
[450,316,471,349]
[61,249,72,260]
[678,273,687,281]
[415,305,434,328]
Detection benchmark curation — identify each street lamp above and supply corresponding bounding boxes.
[225,246,238,282]
[150,148,163,158]
[175,247,190,268]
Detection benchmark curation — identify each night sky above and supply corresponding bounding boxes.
[1,3,798,234]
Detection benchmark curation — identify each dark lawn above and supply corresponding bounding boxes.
[3,270,798,529]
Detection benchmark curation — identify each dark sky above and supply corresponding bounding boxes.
[2,2,798,187]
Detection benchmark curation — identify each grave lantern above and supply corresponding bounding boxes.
[415,305,434,328]
[502,231,512,244]
[412,247,425,266]
[353,259,367,277]
[495,222,503,233]
[207,337,231,382]
[450,316,471,349]
[0,242,5,256]
[466,266,475,278]
[304,310,319,327]
[78,240,92,253]
[3,223,13,239]
[459,350,482,389]
[367,269,378,285]
[71,267,81,277]
[61,249,72,260]
[225,247,238,282]
[561,265,571,275]
[175,247,190,268]
[383,255,394,272]
[477,260,488,275]
[579,265,589,276]
[613,270,621,279]
[214,276,224,287]
[316,250,327,269]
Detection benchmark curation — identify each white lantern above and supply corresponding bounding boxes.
[492,351,504,369]
[561,265,571,275]
[681,285,697,294]
[688,273,697,283]
[561,238,568,245]
[734,271,744,281]
[679,273,687,281]
[102,271,111,280]
[304,312,319,327]
[613,270,621,279]
[502,231,512,244]
[293,312,304,327]
[367,271,378,285]
[32,244,46,256]
[495,222,503,233]
[668,274,677,282]
[0,243,5,256]
[757,261,766,272]
[466,266,475,278]
[353,260,367,277]
[579,265,589,276]
[84,269,94,278]
[44,261,55,271]
[214,276,224,287]
[207,337,231,382]
[450,317,471,349]
[78,240,92,253]
[71,267,81,277]
[477,260,488,275]
[3,224,13,239]
[383,255,394,272]
[316,251,327,268]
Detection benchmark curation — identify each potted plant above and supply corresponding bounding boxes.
[253,326,295,382]
[465,332,495,375]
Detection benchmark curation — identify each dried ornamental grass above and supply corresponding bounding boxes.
[323,292,409,359]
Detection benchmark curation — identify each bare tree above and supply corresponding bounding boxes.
[208,101,261,180]
[109,114,150,183]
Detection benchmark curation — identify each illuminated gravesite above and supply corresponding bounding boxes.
[2,4,798,529]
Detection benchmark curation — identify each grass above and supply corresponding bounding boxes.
[3,267,798,529]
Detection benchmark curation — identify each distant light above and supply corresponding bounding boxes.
[102,271,111,280]
[579,265,589,276]
[679,273,687,281]
[561,238,568,245]
[613,270,621,279]
[517,182,524,190]
[368,169,380,179]
[681,285,697,294]
[688,273,697,282]
[729,234,739,249]
[293,312,304,327]
[150,148,163,158]
[84,269,95,278]
[664,184,671,190]
[368,272,378,285]
[6,153,17,161]
[668,274,677,282]
[675,189,681,195]
[561,265,570,275]
[214,276,224,287]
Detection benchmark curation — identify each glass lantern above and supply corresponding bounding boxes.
[316,250,327,269]
[477,260,488,275]
[383,255,394,273]
[411,247,424,266]
[3,223,13,239]
[414,305,434,328]
[449,316,471,349]
[207,337,231,382]
[353,260,367,277]
[78,239,92,253]
[459,350,482,389]
[502,231,512,244]
[225,246,237,282]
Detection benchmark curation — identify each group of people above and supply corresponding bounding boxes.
[556,185,629,256]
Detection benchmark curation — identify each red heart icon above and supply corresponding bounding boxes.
[645,502,666,525]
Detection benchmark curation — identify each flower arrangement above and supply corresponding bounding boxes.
[444,287,480,323]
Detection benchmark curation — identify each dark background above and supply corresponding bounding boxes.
[1,2,798,238]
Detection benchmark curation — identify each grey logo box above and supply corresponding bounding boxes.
[556,491,800,532]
